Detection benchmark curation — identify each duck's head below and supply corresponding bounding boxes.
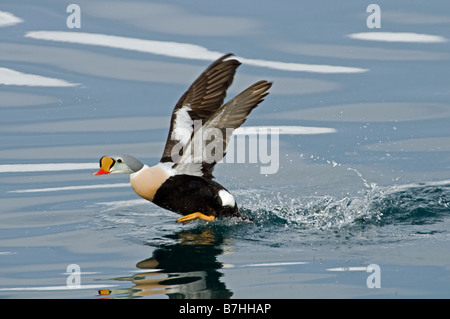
[93,155,144,175]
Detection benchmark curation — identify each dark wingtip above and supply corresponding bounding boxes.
[222,53,235,59]
[219,53,241,66]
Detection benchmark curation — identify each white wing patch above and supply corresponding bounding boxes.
[171,104,193,145]
[170,104,203,176]
[170,104,206,177]
[174,163,203,177]
[218,189,235,207]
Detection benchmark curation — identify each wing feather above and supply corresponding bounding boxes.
[160,54,240,162]
[174,80,272,179]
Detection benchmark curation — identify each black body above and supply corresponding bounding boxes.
[153,175,239,218]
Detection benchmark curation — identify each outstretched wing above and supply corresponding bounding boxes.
[174,80,272,179]
[160,54,241,163]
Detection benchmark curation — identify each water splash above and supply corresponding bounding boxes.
[93,175,450,247]
[237,175,450,231]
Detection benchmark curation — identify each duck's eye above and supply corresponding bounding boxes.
[117,158,123,163]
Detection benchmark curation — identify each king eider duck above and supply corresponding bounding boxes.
[94,54,272,224]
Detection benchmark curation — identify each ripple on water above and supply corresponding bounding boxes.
[93,177,450,248]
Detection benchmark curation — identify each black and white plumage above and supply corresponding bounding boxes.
[94,54,272,224]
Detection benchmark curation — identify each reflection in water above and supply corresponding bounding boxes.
[347,31,448,43]
[0,11,23,27]
[0,66,78,87]
[99,227,232,299]
[25,31,368,74]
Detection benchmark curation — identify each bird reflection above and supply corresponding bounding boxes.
[98,226,233,299]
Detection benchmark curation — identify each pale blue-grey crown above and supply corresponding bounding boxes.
[115,154,144,173]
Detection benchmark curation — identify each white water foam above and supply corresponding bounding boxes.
[239,172,450,231]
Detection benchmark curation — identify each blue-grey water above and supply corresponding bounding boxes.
[1,0,450,298]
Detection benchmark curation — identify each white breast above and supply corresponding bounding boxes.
[129,164,173,201]
[218,189,235,207]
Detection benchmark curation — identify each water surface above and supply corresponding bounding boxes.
[1,0,449,298]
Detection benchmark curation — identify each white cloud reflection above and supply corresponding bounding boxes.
[25,31,368,74]
[0,163,98,173]
[0,43,341,95]
[0,67,78,87]
[348,32,448,43]
[0,11,23,27]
